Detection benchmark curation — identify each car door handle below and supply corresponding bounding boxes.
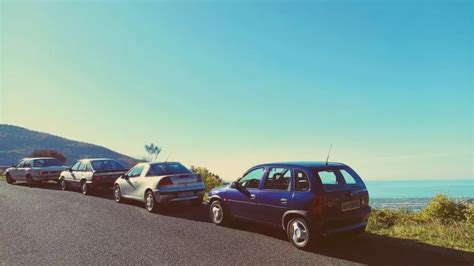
[250,194,256,200]
[280,198,287,204]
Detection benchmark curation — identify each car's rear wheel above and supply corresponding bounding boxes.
[60,178,68,191]
[5,174,14,184]
[81,181,90,195]
[114,185,123,203]
[287,217,313,250]
[145,191,158,212]
[26,175,34,187]
[210,200,230,225]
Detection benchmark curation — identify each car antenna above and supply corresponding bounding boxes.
[164,153,172,163]
[325,144,333,166]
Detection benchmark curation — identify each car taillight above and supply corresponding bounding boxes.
[361,195,369,207]
[312,195,324,216]
[39,171,47,175]
[196,174,202,182]
[159,177,173,186]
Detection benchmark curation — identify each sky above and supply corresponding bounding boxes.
[0,0,472,181]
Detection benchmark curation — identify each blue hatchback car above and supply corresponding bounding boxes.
[208,162,371,249]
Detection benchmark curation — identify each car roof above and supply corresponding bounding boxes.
[253,161,347,168]
[78,158,117,163]
[22,157,56,160]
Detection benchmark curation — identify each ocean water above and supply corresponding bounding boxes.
[364,179,474,211]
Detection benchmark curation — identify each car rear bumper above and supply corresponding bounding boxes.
[313,206,371,236]
[32,175,60,181]
[152,189,205,203]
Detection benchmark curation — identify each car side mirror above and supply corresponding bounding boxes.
[231,181,241,189]
[122,175,128,180]
[68,168,73,172]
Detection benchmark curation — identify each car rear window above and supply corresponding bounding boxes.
[316,167,365,192]
[147,163,191,176]
[33,159,63,167]
[91,160,125,171]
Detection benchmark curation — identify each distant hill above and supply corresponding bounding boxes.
[0,124,136,167]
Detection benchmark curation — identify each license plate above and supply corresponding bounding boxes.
[178,191,194,198]
[341,200,360,212]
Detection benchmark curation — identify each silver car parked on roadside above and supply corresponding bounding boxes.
[114,162,205,212]
[4,157,68,186]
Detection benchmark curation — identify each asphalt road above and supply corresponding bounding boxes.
[1,181,473,265]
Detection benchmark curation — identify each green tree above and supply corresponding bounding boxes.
[31,150,67,163]
[144,143,161,162]
[190,166,223,192]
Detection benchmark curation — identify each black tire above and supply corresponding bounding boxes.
[209,200,230,226]
[81,181,91,195]
[26,175,34,187]
[60,178,68,191]
[144,190,158,212]
[114,185,123,203]
[286,217,314,250]
[5,174,14,184]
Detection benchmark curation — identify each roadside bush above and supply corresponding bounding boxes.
[465,204,474,225]
[31,149,67,163]
[419,194,469,224]
[190,166,223,192]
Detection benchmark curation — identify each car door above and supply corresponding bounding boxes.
[20,160,32,180]
[254,167,292,225]
[82,162,93,182]
[226,167,266,220]
[121,165,145,200]
[10,161,24,180]
[69,162,84,188]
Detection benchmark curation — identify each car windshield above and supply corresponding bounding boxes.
[90,160,125,171]
[147,163,191,176]
[316,167,365,192]
[33,159,63,167]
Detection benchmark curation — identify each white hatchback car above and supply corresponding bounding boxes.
[114,162,205,212]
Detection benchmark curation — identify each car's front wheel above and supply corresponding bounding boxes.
[5,174,14,184]
[114,185,123,203]
[145,191,158,212]
[287,217,313,250]
[210,200,230,225]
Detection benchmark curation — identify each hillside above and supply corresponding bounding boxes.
[0,124,136,167]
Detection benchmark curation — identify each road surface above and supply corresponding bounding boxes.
[0,181,473,265]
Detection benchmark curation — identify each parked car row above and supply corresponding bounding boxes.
[4,158,371,250]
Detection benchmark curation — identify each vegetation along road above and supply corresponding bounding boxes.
[0,181,473,265]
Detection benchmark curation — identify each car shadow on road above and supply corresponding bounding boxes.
[158,204,474,265]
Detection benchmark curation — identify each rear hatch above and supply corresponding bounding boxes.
[93,170,127,183]
[314,166,369,222]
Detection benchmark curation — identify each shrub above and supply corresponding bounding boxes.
[419,194,468,224]
[190,166,223,192]
[466,204,474,224]
[31,150,67,163]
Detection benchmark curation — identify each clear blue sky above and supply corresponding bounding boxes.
[1,1,472,180]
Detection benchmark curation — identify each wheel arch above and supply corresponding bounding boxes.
[282,210,311,230]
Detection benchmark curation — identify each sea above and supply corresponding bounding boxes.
[365,179,474,211]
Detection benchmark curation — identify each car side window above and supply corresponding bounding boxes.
[75,162,85,172]
[263,168,291,190]
[78,163,87,172]
[23,160,31,168]
[16,160,24,167]
[71,162,81,171]
[129,166,144,178]
[238,168,265,189]
[84,163,92,172]
[295,170,310,191]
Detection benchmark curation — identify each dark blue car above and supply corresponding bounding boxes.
[207,161,371,249]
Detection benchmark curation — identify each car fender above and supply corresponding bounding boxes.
[281,210,311,230]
